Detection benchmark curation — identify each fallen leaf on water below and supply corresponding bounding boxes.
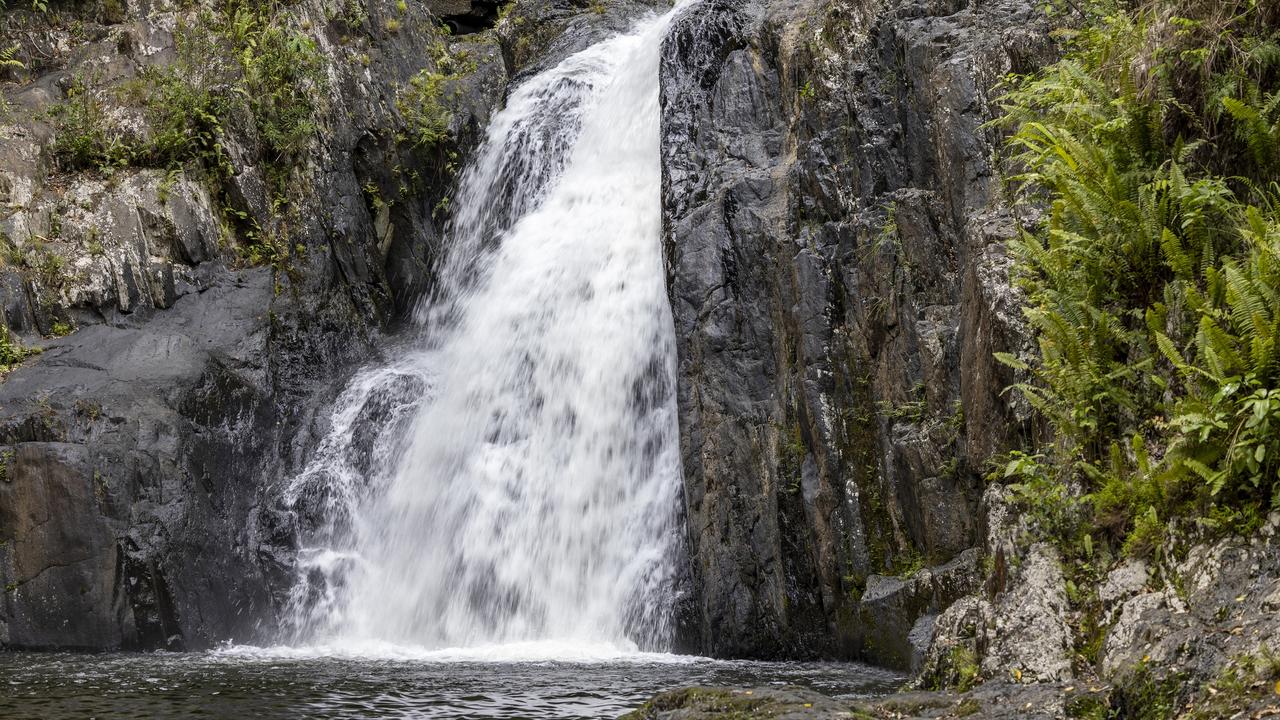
[803,703,812,708]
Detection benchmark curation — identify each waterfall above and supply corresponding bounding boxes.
[283,7,685,655]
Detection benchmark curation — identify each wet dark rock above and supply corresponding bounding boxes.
[660,0,1051,662]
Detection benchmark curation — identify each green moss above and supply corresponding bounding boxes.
[777,421,806,495]
[949,646,980,692]
[1113,665,1188,720]
[0,448,12,483]
[829,355,924,586]
[620,688,785,720]
[889,547,926,577]
[1064,694,1110,720]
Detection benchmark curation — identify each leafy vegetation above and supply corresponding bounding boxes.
[0,0,50,11]
[42,0,326,280]
[48,78,134,173]
[398,69,452,150]
[994,0,1280,560]
[0,43,22,72]
[50,0,324,189]
[0,326,37,370]
[397,38,476,153]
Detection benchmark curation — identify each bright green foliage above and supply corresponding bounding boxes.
[136,16,239,173]
[996,0,1280,555]
[244,25,324,159]
[398,70,452,150]
[398,40,479,153]
[145,1,325,174]
[0,326,37,369]
[41,0,327,274]
[48,0,325,186]
[0,0,50,11]
[0,43,22,71]
[48,79,136,173]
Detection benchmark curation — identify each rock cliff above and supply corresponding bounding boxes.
[660,0,1050,666]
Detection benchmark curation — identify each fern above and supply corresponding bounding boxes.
[994,0,1280,556]
[0,44,23,72]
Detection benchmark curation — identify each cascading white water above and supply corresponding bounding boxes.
[283,7,686,655]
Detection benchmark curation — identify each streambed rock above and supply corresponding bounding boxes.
[623,683,1105,720]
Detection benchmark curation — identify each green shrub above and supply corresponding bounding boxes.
[48,79,136,173]
[142,3,325,177]
[50,1,324,189]
[136,20,233,172]
[0,326,37,369]
[241,22,325,161]
[398,69,452,149]
[995,0,1280,555]
[397,40,481,153]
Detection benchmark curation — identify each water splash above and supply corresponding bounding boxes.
[284,8,685,653]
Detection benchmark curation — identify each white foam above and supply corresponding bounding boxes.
[282,5,693,654]
[213,640,707,665]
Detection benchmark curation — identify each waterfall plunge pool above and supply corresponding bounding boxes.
[0,646,902,718]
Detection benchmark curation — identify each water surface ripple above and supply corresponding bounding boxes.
[0,650,902,719]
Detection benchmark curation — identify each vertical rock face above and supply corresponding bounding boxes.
[660,0,1053,663]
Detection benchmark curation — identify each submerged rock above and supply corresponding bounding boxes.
[624,683,1107,720]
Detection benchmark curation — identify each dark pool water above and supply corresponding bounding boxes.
[0,645,902,719]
